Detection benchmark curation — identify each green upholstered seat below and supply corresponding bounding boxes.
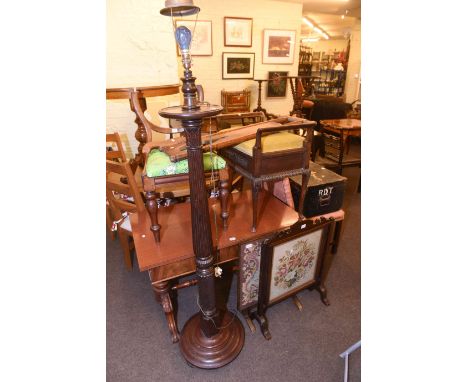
[146,149,226,178]
[233,131,305,156]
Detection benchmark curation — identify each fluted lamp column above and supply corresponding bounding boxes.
[159,0,244,369]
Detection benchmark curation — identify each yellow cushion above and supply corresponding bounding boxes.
[233,132,304,156]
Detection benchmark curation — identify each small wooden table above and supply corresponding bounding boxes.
[130,190,299,343]
[320,118,361,154]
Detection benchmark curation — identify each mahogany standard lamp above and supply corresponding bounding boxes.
[159,0,244,369]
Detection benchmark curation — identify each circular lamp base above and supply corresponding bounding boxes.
[179,311,245,369]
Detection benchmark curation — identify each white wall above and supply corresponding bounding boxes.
[106,0,304,157]
[177,0,303,116]
[106,0,180,157]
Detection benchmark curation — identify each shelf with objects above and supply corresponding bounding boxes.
[298,44,349,98]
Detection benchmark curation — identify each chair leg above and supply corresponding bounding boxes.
[219,168,230,230]
[145,191,160,242]
[106,204,116,241]
[298,171,310,219]
[251,179,261,233]
[117,228,132,271]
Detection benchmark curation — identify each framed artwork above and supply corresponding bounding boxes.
[224,17,253,47]
[312,51,320,60]
[267,71,288,98]
[222,52,255,79]
[254,218,335,339]
[238,238,270,311]
[262,29,296,64]
[175,20,212,56]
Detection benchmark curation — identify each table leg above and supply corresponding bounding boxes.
[151,279,180,343]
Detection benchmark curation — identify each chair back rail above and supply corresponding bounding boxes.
[106,132,127,162]
[106,160,146,218]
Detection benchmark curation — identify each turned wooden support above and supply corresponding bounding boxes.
[152,280,179,343]
[183,119,221,337]
[252,80,271,119]
[251,180,261,233]
[219,168,230,230]
[129,95,148,171]
[145,190,160,242]
[171,278,198,291]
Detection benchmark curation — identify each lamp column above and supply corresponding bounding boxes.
[159,71,244,370]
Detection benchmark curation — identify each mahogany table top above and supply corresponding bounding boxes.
[320,118,361,130]
[106,84,180,100]
[130,190,299,272]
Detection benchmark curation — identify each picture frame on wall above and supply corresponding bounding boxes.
[254,218,335,340]
[262,29,296,64]
[175,20,212,56]
[222,52,255,79]
[266,71,288,97]
[224,17,253,47]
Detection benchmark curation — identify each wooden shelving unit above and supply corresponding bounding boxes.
[298,46,348,97]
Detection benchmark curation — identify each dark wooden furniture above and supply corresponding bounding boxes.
[106,84,180,171]
[254,217,336,340]
[321,118,361,152]
[106,159,146,270]
[312,119,361,178]
[218,118,316,232]
[129,189,299,343]
[128,90,230,243]
[221,89,251,113]
[252,79,277,120]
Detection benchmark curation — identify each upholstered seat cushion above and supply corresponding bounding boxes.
[233,132,305,156]
[146,149,226,178]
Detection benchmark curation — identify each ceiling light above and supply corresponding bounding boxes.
[302,17,314,29]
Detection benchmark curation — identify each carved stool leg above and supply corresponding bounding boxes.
[251,179,261,233]
[298,170,311,220]
[219,168,230,230]
[145,191,160,242]
[152,281,179,343]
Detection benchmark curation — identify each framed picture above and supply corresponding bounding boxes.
[267,71,288,97]
[175,20,212,56]
[262,29,296,64]
[312,51,320,60]
[254,218,335,339]
[224,17,253,47]
[238,238,269,311]
[222,52,255,79]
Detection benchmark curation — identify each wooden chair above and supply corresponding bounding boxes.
[106,132,128,239]
[106,159,146,270]
[106,132,127,162]
[218,117,315,232]
[129,90,230,242]
[311,124,361,176]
